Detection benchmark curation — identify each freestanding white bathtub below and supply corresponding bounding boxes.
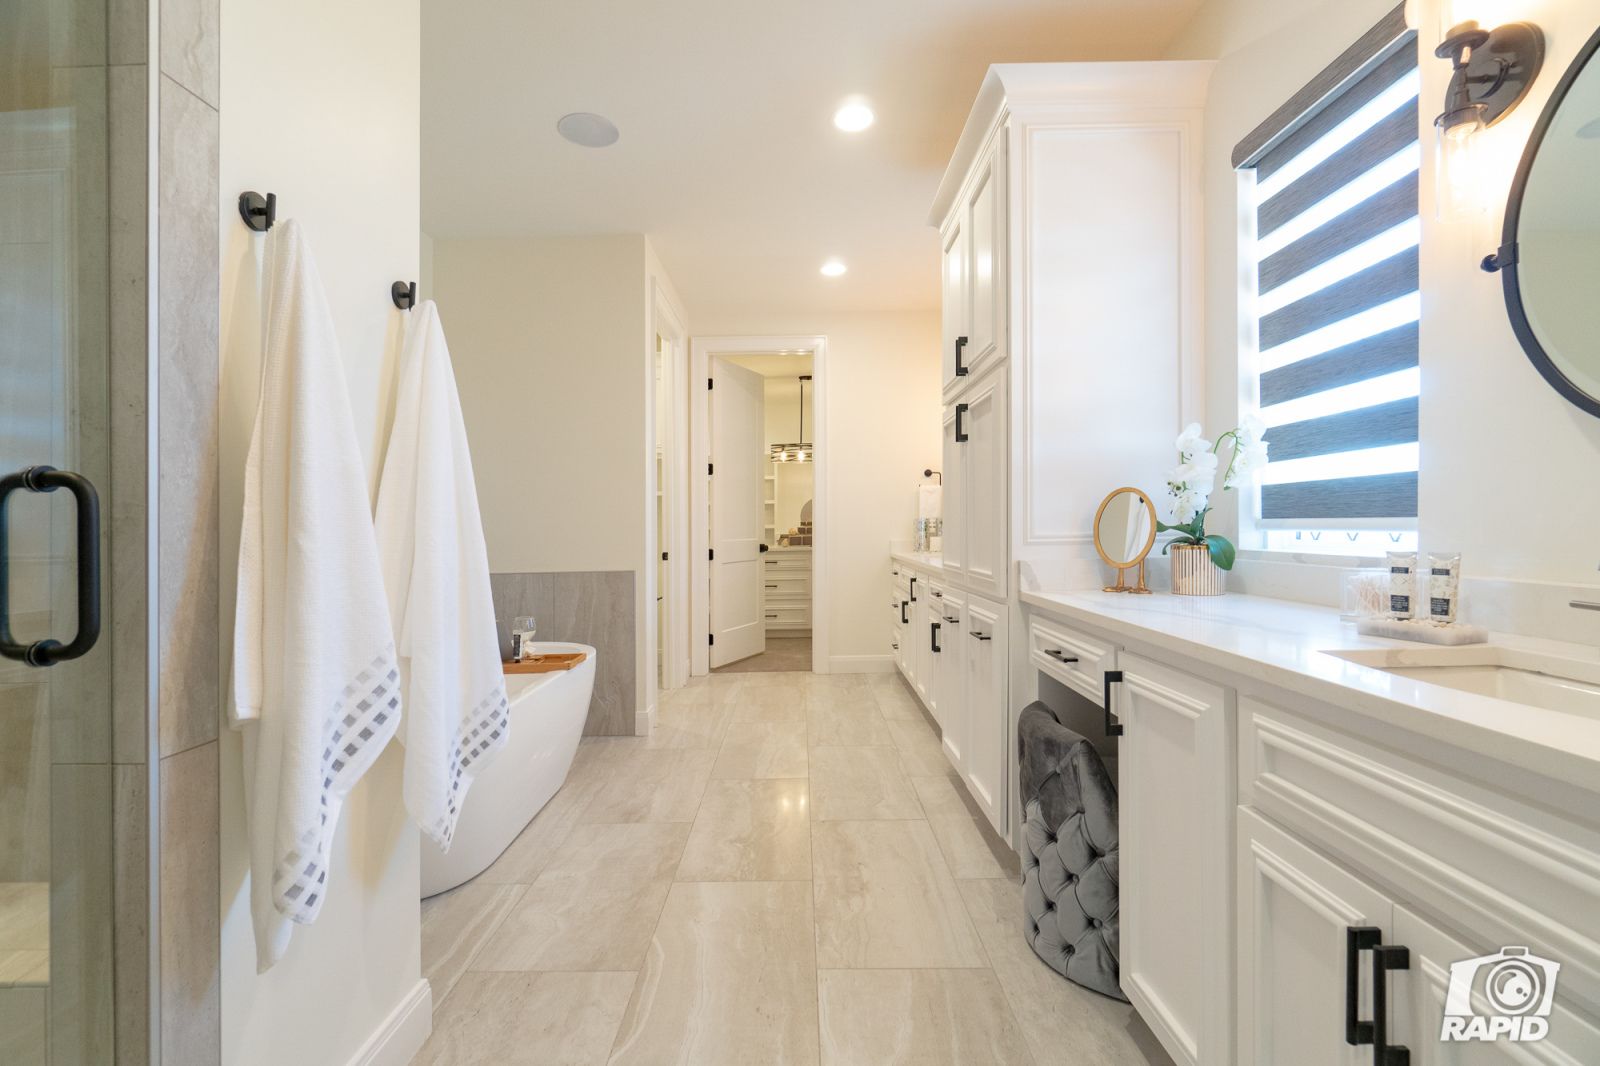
[420,641,596,898]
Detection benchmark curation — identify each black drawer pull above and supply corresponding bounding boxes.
[765,584,779,589]
[901,601,909,625]
[955,335,969,376]
[1372,944,1410,1066]
[1044,649,1079,665]
[909,576,918,602]
[955,403,969,443]
[931,622,942,653]
[1103,670,1124,737]
[968,631,991,641]
[1346,926,1379,1046]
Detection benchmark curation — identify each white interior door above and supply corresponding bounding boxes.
[709,357,766,667]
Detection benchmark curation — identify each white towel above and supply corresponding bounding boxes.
[375,300,509,850]
[918,482,943,522]
[230,219,402,972]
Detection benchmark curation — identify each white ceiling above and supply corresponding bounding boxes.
[421,0,1205,318]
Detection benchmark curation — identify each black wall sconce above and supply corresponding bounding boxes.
[1433,19,1543,220]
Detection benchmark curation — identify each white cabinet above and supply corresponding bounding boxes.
[938,136,1006,397]
[940,215,967,392]
[1238,809,1600,1065]
[962,593,1008,837]
[935,588,966,769]
[1236,809,1393,1066]
[941,362,1007,601]
[912,584,939,711]
[1116,652,1232,1066]
[1391,905,1600,1064]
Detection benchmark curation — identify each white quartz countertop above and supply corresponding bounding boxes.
[1020,588,1600,793]
[890,550,947,572]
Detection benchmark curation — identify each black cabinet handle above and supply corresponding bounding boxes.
[944,615,960,624]
[766,584,779,589]
[1044,649,1079,665]
[1103,670,1124,736]
[901,601,909,625]
[1371,944,1410,1065]
[1346,926,1380,1046]
[955,335,969,377]
[955,403,969,443]
[0,466,101,667]
[931,622,942,654]
[968,631,991,641]
[909,576,917,602]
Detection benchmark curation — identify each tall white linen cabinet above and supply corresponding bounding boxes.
[903,56,1215,1055]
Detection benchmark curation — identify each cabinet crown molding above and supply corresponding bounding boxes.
[929,60,1217,224]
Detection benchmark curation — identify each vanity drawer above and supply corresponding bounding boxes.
[763,572,810,600]
[764,552,812,574]
[1241,697,1600,1014]
[1029,616,1116,704]
[763,603,811,628]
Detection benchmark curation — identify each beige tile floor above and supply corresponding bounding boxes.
[418,671,1174,1066]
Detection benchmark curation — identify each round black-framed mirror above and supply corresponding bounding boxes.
[1488,23,1600,420]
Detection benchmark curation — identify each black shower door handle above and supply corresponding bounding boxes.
[0,466,102,667]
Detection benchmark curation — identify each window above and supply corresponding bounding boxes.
[1233,5,1419,551]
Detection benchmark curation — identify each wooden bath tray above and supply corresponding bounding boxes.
[503,652,588,674]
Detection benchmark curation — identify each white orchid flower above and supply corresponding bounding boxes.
[1174,423,1211,461]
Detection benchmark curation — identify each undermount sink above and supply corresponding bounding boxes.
[1323,644,1600,719]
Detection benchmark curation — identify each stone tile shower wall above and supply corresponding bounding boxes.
[491,571,638,736]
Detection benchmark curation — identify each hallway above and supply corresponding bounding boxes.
[416,671,1169,1065]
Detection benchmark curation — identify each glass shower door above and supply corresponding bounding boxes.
[2,0,131,1061]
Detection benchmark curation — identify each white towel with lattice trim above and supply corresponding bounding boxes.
[230,219,402,972]
[375,300,509,850]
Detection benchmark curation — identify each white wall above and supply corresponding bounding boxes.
[1165,0,1600,632]
[432,234,647,573]
[216,2,425,1064]
[695,310,942,668]
[432,234,688,727]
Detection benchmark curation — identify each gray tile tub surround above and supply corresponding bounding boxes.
[489,571,636,736]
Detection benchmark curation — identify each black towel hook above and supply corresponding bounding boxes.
[238,191,276,232]
[391,281,417,310]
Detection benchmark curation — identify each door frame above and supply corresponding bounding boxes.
[690,334,829,676]
[648,280,690,705]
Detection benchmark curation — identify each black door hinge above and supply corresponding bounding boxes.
[708,462,714,476]
[708,548,715,561]
[708,377,714,390]
[709,633,715,646]
[661,551,669,562]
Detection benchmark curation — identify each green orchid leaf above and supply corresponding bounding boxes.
[1205,534,1236,571]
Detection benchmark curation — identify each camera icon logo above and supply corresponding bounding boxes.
[1441,946,1560,1043]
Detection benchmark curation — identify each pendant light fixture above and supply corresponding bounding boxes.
[769,375,814,463]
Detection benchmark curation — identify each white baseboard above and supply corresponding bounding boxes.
[345,979,432,1066]
[828,654,896,674]
[636,701,657,736]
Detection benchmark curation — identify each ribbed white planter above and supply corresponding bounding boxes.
[1171,544,1226,596]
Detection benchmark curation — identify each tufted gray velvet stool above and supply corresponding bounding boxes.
[1017,700,1124,1000]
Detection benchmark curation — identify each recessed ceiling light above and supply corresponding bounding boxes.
[820,259,847,277]
[833,101,875,133]
[556,112,620,148]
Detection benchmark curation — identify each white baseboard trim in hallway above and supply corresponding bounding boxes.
[344,979,431,1066]
[828,654,895,674]
[637,701,657,736]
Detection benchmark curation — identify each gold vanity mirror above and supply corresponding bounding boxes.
[1093,487,1157,594]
